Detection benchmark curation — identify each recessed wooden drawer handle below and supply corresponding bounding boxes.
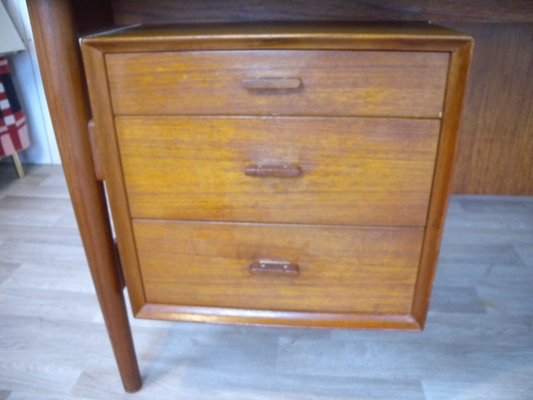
[244,163,302,178]
[242,77,303,91]
[249,260,299,276]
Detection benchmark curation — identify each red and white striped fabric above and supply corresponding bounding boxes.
[0,57,29,158]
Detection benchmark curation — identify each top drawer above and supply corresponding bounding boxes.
[106,50,449,118]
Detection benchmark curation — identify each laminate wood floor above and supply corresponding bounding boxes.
[1,165,532,399]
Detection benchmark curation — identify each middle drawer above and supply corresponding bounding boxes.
[116,117,440,226]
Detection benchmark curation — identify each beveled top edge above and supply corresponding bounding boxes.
[82,21,473,43]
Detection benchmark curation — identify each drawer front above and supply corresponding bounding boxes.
[134,220,423,315]
[117,117,440,226]
[107,50,448,118]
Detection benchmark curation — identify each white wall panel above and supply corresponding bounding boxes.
[2,0,60,165]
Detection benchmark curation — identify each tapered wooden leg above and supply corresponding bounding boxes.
[12,153,25,178]
[27,0,142,392]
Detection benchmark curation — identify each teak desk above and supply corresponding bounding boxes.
[27,1,474,392]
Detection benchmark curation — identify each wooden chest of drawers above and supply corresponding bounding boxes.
[81,23,472,332]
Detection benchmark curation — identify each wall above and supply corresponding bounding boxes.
[2,0,60,164]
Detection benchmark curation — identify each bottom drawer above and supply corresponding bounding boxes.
[133,220,423,316]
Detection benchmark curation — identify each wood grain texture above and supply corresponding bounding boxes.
[77,23,471,390]
[133,220,424,316]
[450,23,533,195]
[412,39,474,327]
[90,21,472,37]
[88,6,533,195]
[81,42,147,315]
[107,50,448,118]
[87,120,104,181]
[110,0,533,25]
[26,0,141,393]
[81,24,472,333]
[117,117,441,226]
[136,304,419,330]
[83,22,471,53]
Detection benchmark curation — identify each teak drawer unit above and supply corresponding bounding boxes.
[81,23,473,332]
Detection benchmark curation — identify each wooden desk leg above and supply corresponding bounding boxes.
[26,0,142,392]
[12,153,25,178]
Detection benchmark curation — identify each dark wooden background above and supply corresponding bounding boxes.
[73,0,533,195]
